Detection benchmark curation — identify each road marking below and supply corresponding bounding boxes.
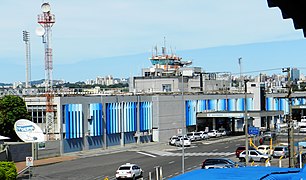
[236,144,241,146]
[225,146,229,149]
[169,161,175,164]
[213,149,218,152]
[137,151,156,158]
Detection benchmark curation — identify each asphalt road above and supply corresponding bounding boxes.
[26,135,292,180]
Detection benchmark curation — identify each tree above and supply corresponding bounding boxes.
[0,95,31,141]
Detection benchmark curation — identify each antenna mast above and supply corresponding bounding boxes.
[38,2,55,140]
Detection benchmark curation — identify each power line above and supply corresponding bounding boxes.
[232,66,306,76]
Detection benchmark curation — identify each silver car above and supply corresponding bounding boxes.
[273,146,289,158]
[239,150,270,162]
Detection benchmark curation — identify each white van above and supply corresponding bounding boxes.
[300,123,306,132]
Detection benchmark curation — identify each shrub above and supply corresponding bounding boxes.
[0,161,17,180]
[0,167,6,179]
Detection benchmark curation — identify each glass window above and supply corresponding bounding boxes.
[162,84,172,92]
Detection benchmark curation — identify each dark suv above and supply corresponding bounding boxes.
[235,146,256,158]
[201,158,243,169]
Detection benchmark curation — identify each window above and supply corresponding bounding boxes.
[250,151,258,156]
[162,84,172,92]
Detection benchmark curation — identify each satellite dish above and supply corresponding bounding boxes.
[14,119,45,142]
[41,3,51,13]
[35,27,45,36]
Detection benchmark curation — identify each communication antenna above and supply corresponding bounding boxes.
[23,31,31,88]
[37,2,56,140]
[238,57,242,92]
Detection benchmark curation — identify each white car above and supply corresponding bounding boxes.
[257,145,272,155]
[116,163,143,179]
[175,137,191,147]
[168,136,179,145]
[198,131,209,140]
[208,130,222,138]
[187,132,202,141]
[239,150,270,162]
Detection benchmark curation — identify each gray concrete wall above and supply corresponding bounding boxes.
[37,140,61,159]
[6,143,31,162]
[153,95,185,143]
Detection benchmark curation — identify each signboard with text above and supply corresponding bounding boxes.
[248,127,260,136]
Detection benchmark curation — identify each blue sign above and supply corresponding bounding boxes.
[248,127,260,136]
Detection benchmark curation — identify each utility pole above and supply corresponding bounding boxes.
[282,67,295,167]
[238,57,242,92]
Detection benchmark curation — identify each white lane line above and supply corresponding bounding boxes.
[236,144,241,146]
[169,161,175,164]
[136,151,156,158]
[225,146,229,149]
[213,149,218,152]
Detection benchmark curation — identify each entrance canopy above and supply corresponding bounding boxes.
[197,110,283,118]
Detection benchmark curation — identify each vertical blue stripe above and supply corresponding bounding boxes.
[65,105,70,139]
[237,98,244,111]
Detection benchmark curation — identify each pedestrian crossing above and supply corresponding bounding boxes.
[137,150,235,157]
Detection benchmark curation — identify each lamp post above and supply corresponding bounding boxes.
[282,67,295,167]
[244,79,249,165]
[181,74,185,174]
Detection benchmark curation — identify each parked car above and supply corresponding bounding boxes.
[201,158,244,169]
[175,137,191,147]
[273,146,289,158]
[235,146,256,158]
[115,163,143,180]
[198,131,209,140]
[219,128,231,136]
[239,150,270,162]
[263,131,277,140]
[168,136,179,146]
[208,130,222,138]
[186,132,202,141]
[257,145,272,155]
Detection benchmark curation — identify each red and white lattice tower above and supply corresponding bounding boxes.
[37,2,55,140]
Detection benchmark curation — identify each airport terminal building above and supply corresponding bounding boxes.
[23,48,306,154]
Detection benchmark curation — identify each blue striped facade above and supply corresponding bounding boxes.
[64,101,153,139]
[106,103,121,134]
[89,103,103,136]
[64,104,83,139]
[123,102,137,132]
[266,97,306,114]
[186,100,197,126]
[186,98,254,126]
[140,102,153,131]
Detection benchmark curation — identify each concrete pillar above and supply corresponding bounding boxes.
[231,118,236,133]
[102,97,107,150]
[82,103,89,151]
[119,97,124,147]
[213,118,216,130]
[136,96,140,144]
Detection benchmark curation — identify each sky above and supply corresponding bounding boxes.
[0,0,305,83]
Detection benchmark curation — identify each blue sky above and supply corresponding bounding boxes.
[0,1,305,83]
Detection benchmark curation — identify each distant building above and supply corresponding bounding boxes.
[291,68,300,83]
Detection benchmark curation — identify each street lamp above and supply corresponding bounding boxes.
[244,79,249,165]
[181,74,185,174]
